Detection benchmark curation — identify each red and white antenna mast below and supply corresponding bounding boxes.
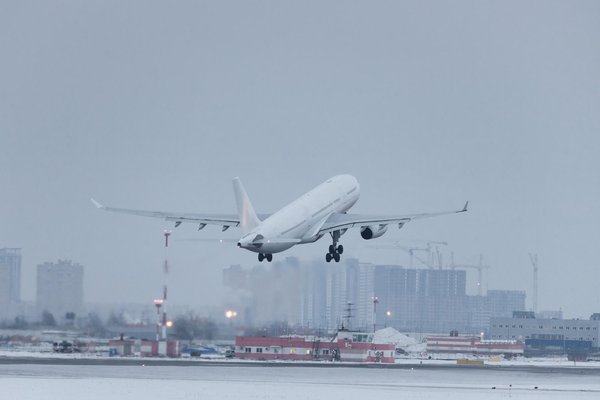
[160,230,172,340]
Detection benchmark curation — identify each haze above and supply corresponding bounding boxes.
[1,1,599,317]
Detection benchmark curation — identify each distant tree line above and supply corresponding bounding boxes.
[172,313,218,342]
[1,311,316,342]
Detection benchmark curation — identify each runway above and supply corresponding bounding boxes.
[2,358,599,399]
[2,355,600,374]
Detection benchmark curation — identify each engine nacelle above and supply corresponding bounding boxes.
[360,225,388,240]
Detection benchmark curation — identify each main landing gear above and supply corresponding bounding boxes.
[258,253,273,262]
[325,231,343,263]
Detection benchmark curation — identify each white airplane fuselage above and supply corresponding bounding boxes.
[237,175,360,253]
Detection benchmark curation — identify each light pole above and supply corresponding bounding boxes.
[225,309,238,329]
[372,297,379,333]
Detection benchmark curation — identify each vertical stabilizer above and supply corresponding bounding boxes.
[232,177,261,235]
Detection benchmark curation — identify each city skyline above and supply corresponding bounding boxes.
[2,246,593,321]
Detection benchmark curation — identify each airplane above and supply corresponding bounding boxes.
[92,174,467,263]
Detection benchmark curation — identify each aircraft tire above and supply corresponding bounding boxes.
[266,254,273,262]
[334,253,340,262]
[329,245,335,254]
[326,253,332,262]
[258,253,264,262]
[337,245,344,254]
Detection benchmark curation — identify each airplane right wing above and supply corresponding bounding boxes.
[317,202,468,235]
[91,198,269,230]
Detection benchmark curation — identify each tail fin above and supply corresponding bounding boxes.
[232,177,261,235]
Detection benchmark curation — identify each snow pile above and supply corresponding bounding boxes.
[372,327,418,351]
[405,342,427,354]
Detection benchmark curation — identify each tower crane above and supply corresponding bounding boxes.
[529,253,538,314]
[368,241,447,268]
[449,253,490,296]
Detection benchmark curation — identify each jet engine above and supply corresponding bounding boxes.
[360,225,388,240]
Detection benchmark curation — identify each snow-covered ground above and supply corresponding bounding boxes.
[1,362,600,400]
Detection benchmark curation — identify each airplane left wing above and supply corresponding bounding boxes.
[317,202,468,235]
[91,198,247,229]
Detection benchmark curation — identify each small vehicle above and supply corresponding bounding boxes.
[53,340,80,353]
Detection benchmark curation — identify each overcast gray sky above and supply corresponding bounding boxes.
[1,1,599,317]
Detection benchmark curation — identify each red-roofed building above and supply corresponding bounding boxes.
[235,330,395,363]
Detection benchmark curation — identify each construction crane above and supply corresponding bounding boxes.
[529,253,538,314]
[449,253,490,296]
[368,241,447,268]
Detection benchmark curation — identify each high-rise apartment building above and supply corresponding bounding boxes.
[223,258,528,336]
[374,266,469,333]
[0,248,21,320]
[302,258,372,331]
[487,290,526,318]
[37,259,84,322]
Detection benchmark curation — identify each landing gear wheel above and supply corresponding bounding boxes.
[266,254,273,262]
[258,253,264,262]
[327,230,343,262]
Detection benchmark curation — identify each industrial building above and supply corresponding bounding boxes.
[426,335,524,356]
[108,338,181,357]
[489,313,600,348]
[524,337,593,359]
[36,259,84,323]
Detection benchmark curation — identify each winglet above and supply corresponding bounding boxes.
[461,201,469,212]
[91,198,104,209]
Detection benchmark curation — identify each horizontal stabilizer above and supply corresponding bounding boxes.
[461,201,469,212]
[91,198,104,209]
